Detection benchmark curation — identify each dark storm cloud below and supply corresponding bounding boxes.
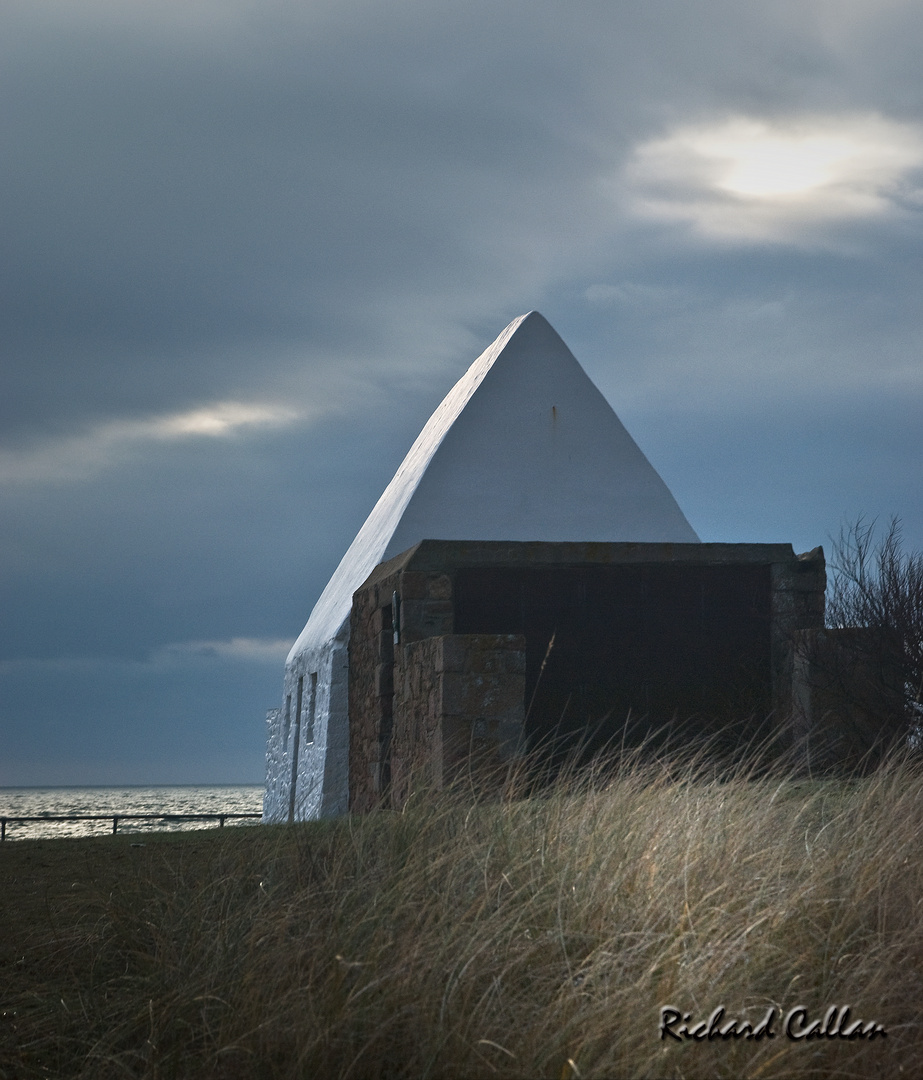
[3,0,888,440]
[2,0,922,783]
[2,0,610,440]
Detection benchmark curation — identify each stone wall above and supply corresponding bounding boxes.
[396,571,455,640]
[769,546,827,727]
[348,565,459,811]
[348,580,395,813]
[262,708,284,821]
[389,634,526,806]
[344,540,830,813]
[264,629,350,823]
[793,627,905,772]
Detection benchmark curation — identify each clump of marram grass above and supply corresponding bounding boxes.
[6,750,923,1078]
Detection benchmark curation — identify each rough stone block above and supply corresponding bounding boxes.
[434,635,467,674]
[413,600,454,638]
[770,590,798,616]
[463,635,526,674]
[426,574,452,601]
[439,671,524,719]
[785,572,826,593]
[397,572,430,600]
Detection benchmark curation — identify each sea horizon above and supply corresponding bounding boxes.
[0,783,264,841]
[0,782,263,790]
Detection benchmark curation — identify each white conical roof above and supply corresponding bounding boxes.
[288,311,698,663]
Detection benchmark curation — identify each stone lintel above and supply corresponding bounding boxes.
[397,540,798,576]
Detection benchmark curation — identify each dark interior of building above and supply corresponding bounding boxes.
[453,564,773,760]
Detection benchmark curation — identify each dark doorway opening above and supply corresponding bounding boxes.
[454,564,772,761]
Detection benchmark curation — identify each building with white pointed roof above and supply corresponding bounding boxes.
[263,312,711,820]
[263,311,703,816]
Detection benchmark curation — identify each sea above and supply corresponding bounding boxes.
[0,785,264,841]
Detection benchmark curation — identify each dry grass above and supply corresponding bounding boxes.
[3,751,923,1078]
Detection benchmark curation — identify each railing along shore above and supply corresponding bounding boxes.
[0,812,263,841]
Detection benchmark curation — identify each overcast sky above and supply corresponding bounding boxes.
[3,0,922,786]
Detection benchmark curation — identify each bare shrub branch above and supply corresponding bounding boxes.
[826,515,923,732]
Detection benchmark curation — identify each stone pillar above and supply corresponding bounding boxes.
[770,547,826,729]
[348,599,396,813]
[390,634,526,806]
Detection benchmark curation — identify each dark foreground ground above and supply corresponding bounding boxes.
[1,827,280,1079]
[2,769,922,1079]
[0,826,263,971]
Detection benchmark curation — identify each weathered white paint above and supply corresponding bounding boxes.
[263,311,699,821]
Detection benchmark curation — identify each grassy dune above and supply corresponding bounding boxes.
[2,753,922,1078]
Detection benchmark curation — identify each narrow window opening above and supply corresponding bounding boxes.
[304,672,318,744]
[288,676,304,823]
[392,591,401,645]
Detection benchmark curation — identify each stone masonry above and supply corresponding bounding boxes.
[347,539,829,811]
[389,634,526,805]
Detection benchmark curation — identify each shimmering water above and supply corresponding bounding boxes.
[0,785,263,841]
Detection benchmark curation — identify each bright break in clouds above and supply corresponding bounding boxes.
[624,113,923,243]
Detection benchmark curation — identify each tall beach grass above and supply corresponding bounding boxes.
[5,749,923,1078]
